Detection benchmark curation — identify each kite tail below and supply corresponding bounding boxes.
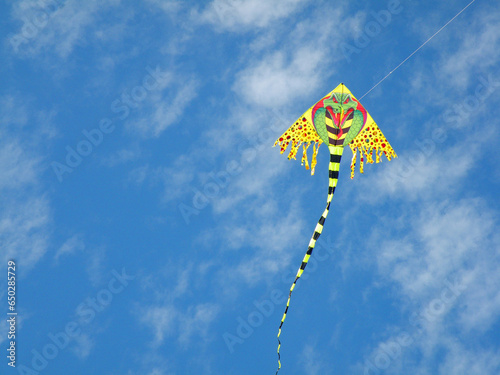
[275,146,343,374]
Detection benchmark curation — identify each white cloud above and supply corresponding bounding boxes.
[0,139,41,190]
[142,305,178,345]
[141,302,220,347]
[71,333,94,359]
[85,247,107,287]
[438,342,500,375]
[439,9,500,90]
[405,7,500,109]
[54,235,108,287]
[0,95,29,127]
[225,201,307,286]
[457,248,500,333]
[126,367,174,375]
[355,196,500,374]
[233,47,327,108]
[128,165,151,186]
[197,0,307,31]
[177,303,220,345]
[138,264,220,348]
[126,156,196,205]
[0,196,51,271]
[126,78,198,138]
[101,147,142,167]
[55,234,85,260]
[0,96,53,272]
[147,370,171,375]
[211,146,288,213]
[145,0,182,16]
[149,79,199,137]
[231,7,361,109]
[8,0,122,58]
[376,199,495,297]
[365,143,475,202]
[352,8,500,373]
[299,343,326,375]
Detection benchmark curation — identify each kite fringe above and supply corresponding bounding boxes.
[273,118,324,176]
[273,139,322,176]
[348,144,397,179]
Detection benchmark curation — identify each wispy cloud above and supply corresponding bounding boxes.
[0,95,53,271]
[348,7,500,373]
[0,138,41,190]
[125,77,198,138]
[145,0,182,16]
[138,264,220,348]
[233,47,327,108]
[141,301,220,348]
[71,333,94,359]
[0,196,51,270]
[142,305,177,345]
[374,198,495,297]
[299,343,327,375]
[55,234,85,260]
[8,0,122,58]
[101,147,142,167]
[437,342,500,375]
[196,0,307,31]
[359,142,476,202]
[356,196,499,374]
[231,6,362,109]
[438,8,500,90]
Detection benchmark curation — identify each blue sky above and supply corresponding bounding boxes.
[1,0,499,374]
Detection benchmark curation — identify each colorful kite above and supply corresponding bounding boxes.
[273,83,396,373]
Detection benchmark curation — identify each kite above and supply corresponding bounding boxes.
[273,83,396,374]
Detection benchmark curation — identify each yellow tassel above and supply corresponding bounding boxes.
[350,148,357,179]
[365,147,374,164]
[288,140,300,160]
[302,143,310,170]
[311,142,320,175]
[360,148,365,174]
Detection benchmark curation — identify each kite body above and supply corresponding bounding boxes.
[275,83,396,178]
[273,83,396,374]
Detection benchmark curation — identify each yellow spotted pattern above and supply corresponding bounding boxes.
[348,120,397,179]
[274,116,322,175]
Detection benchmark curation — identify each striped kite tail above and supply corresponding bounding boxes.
[275,146,343,374]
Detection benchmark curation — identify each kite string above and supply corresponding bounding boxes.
[359,0,478,100]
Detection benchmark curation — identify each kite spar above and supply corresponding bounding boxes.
[273,83,396,374]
